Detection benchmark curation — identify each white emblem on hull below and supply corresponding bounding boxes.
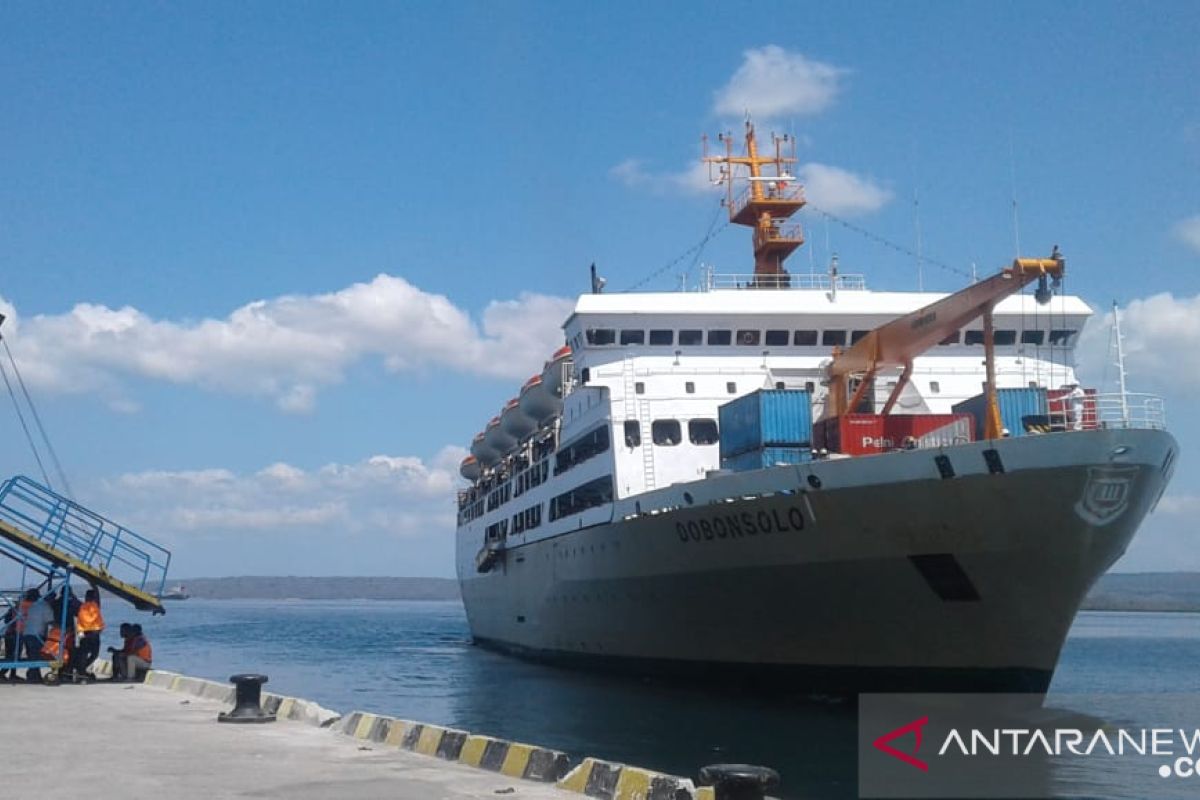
[1074,465,1138,526]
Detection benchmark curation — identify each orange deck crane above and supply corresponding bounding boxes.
[823,249,1067,440]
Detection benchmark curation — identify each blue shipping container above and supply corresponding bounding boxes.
[718,390,814,459]
[721,446,812,472]
[951,387,1048,439]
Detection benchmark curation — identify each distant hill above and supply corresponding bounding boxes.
[1082,572,1200,612]
[167,576,461,601]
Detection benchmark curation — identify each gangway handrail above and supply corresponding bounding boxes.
[0,476,170,612]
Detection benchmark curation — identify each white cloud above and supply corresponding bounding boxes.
[99,447,465,539]
[1077,292,1200,392]
[609,159,716,195]
[0,275,574,413]
[1173,214,1200,254]
[798,162,892,216]
[713,46,846,120]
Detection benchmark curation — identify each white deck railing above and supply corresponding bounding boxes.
[701,272,867,291]
[1087,392,1167,430]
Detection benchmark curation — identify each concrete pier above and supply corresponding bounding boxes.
[0,682,573,799]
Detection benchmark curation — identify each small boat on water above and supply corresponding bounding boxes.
[162,584,190,601]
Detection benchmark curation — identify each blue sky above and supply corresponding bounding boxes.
[0,2,1197,577]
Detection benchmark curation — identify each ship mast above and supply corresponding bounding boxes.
[703,120,806,285]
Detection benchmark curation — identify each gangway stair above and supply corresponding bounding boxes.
[0,475,170,614]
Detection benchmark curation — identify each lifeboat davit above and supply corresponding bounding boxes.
[500,397,536,440]
[459,455,481,481]
[541,345,572,398]
[518,374,561,425]
[470,431,500,468]
[484,415,516,454]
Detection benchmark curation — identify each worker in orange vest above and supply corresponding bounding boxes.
[39,624,72,667]
[72,588,104,679]
[111,623,152,681]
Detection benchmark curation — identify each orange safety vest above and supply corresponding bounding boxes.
[129,635,151,662]
[77,600,104,633]
[14,599,32,634]
[40,626,72,664]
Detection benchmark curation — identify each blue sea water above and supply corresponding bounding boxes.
[131,603,1200,799]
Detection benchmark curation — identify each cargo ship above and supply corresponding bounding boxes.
[453,121,1176,693]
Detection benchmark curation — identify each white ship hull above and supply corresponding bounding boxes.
[456,428,1176,693]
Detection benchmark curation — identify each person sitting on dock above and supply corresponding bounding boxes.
[72,588,104,680]
[111,623,152,681]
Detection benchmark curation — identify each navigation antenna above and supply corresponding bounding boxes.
[703,120,806,286]
[1112,301,1130,426]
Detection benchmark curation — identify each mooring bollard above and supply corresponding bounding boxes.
[698,763,781,800]
[217,673,276,724]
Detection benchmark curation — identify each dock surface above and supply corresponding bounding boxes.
[0,681,573,799]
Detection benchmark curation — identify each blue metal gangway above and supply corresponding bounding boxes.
[0,475,171,613]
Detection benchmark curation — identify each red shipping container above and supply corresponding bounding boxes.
[884,413,975,448]
[814,414,888,455]
[1047,387,1098,431]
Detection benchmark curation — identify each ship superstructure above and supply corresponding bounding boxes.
[453,122,1175,694]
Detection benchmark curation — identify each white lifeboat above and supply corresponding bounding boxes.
[470,431,500,467]
[484,415,516,454]
[518,374,561,425]
[459,455,481,482]
[540,345,572,398]
[500,397,536,440]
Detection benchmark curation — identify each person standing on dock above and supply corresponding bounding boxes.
[73,588,104,680]
[0,604,16,680]
[19,589,53,683]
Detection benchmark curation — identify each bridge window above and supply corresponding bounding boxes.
[549,476,613,522]
[765,329,789,346]
[804,381,815,393]
[554,425,610,475]
[586,328,615,346]
[707,329,732,346]
[679,329,703,346]
[994,330,1017,346]
[635,382,645,395]
[652,420,682,446]
[1049,329,1076,345]
[939,332,960,345]
[623,421,641,448]
[851,330,870,344]
[685,382,695,394]
[964,330,985,345]
[620,329,645,345]
[726,382,737,394]
[736,329,761,346]
[649,329,674,345]
[794,329,818,346]
[822,330,847,347]
[930,381,941,394]
[1021,330,1045,345]
[688,418,719,446]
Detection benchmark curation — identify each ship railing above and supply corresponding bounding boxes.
[0,475,171,600]
[1085,392,1167,431]
[727,183,805,220]
[701,272,867,291]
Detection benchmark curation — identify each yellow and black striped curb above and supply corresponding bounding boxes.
[134,666,709,798]
[338,711,572,783]
[557,756,700,800]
